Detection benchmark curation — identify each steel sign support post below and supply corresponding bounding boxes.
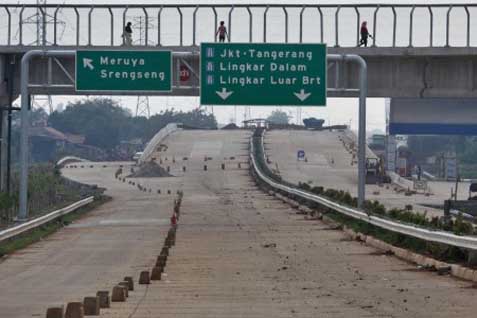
[327,54,367,208]
[19,49,180,219]
[19,50,75,220]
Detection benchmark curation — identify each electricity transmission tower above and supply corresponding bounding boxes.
[18,0,66,114]
[18,0,66,46]
[133,16,156,118]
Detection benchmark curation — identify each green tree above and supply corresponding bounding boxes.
[48,98,217,152]
[267,109,291,125]
[49,98,132,150]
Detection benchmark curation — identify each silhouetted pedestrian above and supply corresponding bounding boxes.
[358,21,373,47]
[122,22,133,46]
[216,21,228,42]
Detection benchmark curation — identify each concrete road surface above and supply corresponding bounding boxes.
[1,130,477,317]
[264,129,470,216]
[98,130,476,317]
[0,161,176,318]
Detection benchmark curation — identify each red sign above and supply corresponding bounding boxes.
[180,65,190,82]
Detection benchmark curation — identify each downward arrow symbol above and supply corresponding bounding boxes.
[216,88,233,100]
[294,89,311,102]
[83,58,94,70]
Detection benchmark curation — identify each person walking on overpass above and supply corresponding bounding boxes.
[122,22,133,46]
[358,21,373,47]
[216,21,228,42]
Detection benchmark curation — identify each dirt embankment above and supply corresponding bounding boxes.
[127,162,173,178]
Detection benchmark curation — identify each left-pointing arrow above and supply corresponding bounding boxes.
[83,58,94,70]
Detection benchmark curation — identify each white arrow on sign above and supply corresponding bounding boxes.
[294,89,311,102]
[83,58,94,70]
[216,88,233,100]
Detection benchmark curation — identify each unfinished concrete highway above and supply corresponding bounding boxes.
[1,129,477,317]
[264,129,471,216]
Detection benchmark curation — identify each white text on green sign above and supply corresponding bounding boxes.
[76,50,172,92]
[200,43,327,106]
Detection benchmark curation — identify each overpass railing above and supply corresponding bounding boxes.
[0,3,476,48]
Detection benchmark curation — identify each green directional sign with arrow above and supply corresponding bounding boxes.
[76,50,172,92]
[200,43,327,106]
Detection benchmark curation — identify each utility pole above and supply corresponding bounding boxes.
[296,107,302,125]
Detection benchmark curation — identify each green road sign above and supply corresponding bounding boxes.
[200,43,327,106]
[76,50,172,92]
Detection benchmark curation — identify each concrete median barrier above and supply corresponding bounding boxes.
[139,271,150,284]
[96,291,110,308]
[161,247,169,256]
[46,306,64,318]
[118,282,129,297]
[124,276,134,291]
[83,296,100,316]
[156,255,167,267]
[65,302,84,318]
[150,266,162,280]
[111,285,126,302]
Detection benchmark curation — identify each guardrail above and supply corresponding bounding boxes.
[250,132,477,251]
[139,123,182,164]
[0,3,475,48]
[0,196,94,243]
[56,156,89,168]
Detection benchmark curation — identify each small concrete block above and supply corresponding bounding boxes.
[156,255,167,267]
[83,297,100,316]
[65,302,84,318]
[150,266,162,280]
[111,285,126,302]
[46,306,64,318]
[96,291,110,308]
[139,271,150,284]
[124,276,134,291]
[118,282,129,297]
[161,247,169,256]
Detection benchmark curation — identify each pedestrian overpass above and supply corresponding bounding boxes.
[1,3,477,103]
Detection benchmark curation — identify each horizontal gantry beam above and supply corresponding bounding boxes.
[2,47,477,99]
